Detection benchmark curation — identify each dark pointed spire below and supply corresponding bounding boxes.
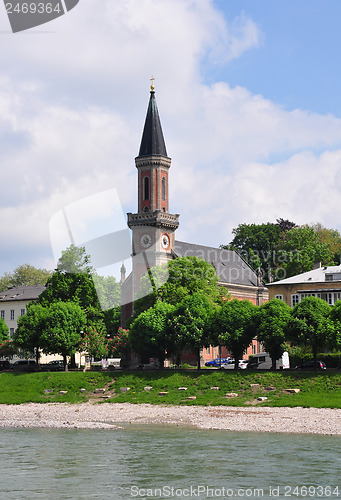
[138,82,168,157]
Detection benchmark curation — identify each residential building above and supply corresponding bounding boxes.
[267,263,341,307]
[0,285,45,337]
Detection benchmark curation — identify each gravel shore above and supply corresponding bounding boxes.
[0,403,340,434]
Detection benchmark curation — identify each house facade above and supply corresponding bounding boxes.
[267,263,341,307]
[0,285,45,337]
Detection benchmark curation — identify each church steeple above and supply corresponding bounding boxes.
[127,81,179,269]
[138,88,168,158]
[134,82,173,214]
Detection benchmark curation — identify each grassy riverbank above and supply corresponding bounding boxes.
[0,370,341,408]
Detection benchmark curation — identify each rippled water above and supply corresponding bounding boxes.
[0,425,340,499]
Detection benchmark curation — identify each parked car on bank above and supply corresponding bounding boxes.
[40,360,64,371]
[247,352,290,370]
[204,358,230,367]
[295,360,326,370]
[11,360,37,372]
[221,359,248,370]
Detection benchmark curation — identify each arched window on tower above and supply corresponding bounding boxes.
[162,176,166,201]
[143,176,150,200]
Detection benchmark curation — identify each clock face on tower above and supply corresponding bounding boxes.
[161,233,170,249]
[140,234,152,248]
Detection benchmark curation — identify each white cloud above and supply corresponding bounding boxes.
[0,0,340,276]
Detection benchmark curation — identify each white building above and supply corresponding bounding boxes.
[0,285,45,337]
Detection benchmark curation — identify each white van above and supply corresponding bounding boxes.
[107,358,121,369]
[247,352,290,370]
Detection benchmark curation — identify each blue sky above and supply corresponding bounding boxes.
[213,0,341,116]
[0,0,341,278]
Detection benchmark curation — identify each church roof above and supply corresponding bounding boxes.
[138,90,168,157]
[173,241,260,287]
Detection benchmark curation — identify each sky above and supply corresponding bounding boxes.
[1,0,341,278]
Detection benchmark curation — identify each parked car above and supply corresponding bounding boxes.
[0,360,10,371]
[295,360,326,370]
[40,360,64,371]
[205,358,230,367]
[11,360,37,372]
[221,359,248,370]
[247,352,290,370]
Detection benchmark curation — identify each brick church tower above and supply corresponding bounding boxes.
[122,81,179,322]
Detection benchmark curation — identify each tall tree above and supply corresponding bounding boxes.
[212,299,257,370]
[329,300,341,350]
[40,301,87,370]
[0,264,52,292]
[278,225,336,277]
[135,256,227,316]
[56,244,93,274]
[254,299,292,369]
[14,303,48,363]
[130,301,176,368]
[37,270,107,333]
[287,296,334,366]
[169,293,215,370]
[0,318,9,344]
[223,221,293,281]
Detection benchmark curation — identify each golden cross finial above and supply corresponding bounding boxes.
[150,75,155,91]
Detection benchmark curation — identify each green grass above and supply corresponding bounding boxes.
[0,370,341,407]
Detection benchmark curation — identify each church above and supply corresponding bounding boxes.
[121,82,268,365]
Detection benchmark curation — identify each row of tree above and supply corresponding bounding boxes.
[130,292,341,370]
[127,256,341,370]
[1,249,341,371]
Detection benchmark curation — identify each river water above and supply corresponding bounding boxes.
[0,425,340,499]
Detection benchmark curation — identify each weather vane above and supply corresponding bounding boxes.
[150,75,155,91]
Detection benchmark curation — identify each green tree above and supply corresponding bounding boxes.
[213,299,257,370]
[14,303,48,363]
[57,244,92,274]
[254,299,292,369]
[0,264,52,292]
[0,318,9,344]
[224,222,285,280]
[92,275,121,310]
[287,296,334,366]
[329,300,341,350]
[135,256,227,316]
[130,301,176,368]
[38,270,107,333]
[40,301,87,370]
[278,225,336,277]
[169,293,215,370]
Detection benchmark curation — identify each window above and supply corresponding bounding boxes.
[291,294,299,307]
[162,176,166,201]
[0,310,4,320]
[275,295,283,300]
[10,328,14,337]
[10,310,15,321]
[21,308,25,316]
[143,176,150,200]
